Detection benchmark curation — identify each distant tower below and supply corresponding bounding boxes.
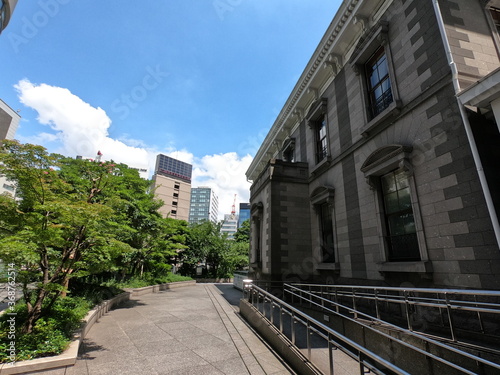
[230,194,237,220]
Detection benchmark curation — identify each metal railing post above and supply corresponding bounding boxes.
[445,292,457,342]
[279,305,283,333]
[328,333,334,375]
[335,287,339,313]
[375,289,381,320]
[404,290,413,332]
[352,288,358,319]
[307,320,312,360]
[474,294,485,334]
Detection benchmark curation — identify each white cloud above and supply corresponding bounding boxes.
[192,152,252,220]
[15,79,252,220]
[15,79,150,170]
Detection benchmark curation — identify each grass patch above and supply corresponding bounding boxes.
[104,273,193,289]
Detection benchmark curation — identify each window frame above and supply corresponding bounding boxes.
[484,2,500,56]
[310,186,339,270]
[380,169,420,262]
[361,145,431,273]
[349,21,402,136]
[306,98,331,168]
[281,138,296,163]
[366,47,393,118]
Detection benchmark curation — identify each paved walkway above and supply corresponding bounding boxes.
[29,284,297,375]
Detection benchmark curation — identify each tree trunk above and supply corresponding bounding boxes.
[23,290,46,334]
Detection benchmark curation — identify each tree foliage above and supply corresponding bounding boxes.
[180,220,249,278]
[0,141,187,333]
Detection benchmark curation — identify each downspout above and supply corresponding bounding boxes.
[432,0,500,248]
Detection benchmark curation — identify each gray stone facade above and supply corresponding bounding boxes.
[247,0,500,289]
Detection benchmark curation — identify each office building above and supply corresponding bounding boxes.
[188,187,219,224]
[221,213,239,240]
[238,203,250,228]
[0,99,20,198]
[246,0,500,290]
[152,154,192,221]
[0,0,17,34]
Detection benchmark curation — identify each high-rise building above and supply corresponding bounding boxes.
[188,187,219,225]
[0,0,18,34]
[220,214,238,240]
[238,203,250,228]
[152,154,192,221]
[0,99,20,198]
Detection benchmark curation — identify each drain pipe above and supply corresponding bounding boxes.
[432,0,500,247]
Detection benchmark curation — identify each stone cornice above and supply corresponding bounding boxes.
[247,0,388,181]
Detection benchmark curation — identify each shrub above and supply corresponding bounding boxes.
[0,296,92,363]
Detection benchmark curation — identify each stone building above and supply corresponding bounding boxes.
[246,0,500,289]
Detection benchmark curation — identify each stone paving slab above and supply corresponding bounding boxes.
[20,284,296,375]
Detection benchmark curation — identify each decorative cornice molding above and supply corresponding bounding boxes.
[247,0,364,180]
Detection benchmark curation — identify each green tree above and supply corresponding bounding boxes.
[233,219,250,243]
[0,141,179,333]
[181,220,249,278]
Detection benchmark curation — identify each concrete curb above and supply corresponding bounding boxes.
[0,291,130,375]
[124,279,196,297]
[0,280,195,374]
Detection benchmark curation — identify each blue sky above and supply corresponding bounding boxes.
[0,0,341,217]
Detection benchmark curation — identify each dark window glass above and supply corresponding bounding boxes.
[316,116,328,163]
[490,7,500,34]
[381,170,420,261]
[283,144,295,162]
[320,202,335,263]
[366,48,393,118]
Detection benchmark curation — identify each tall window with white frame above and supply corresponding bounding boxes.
[320,202,335,263]
[381,170,420,261]
[315,116,328,163]
[366,47,393,118]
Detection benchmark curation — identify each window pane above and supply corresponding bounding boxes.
[366,48,393,117]
[395,171,409,189]
[370,70,379,88]
[381,78,391,93]
[398,187,412,210]
[384,192,400,214]
[381,173,396,193]
[320,203,335,263]
[377,56,388,78]
[382,170,420,261]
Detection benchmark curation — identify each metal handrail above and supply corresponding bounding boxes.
[287,283,500,342]
[284,284,500,374]
[245,283,410,375]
